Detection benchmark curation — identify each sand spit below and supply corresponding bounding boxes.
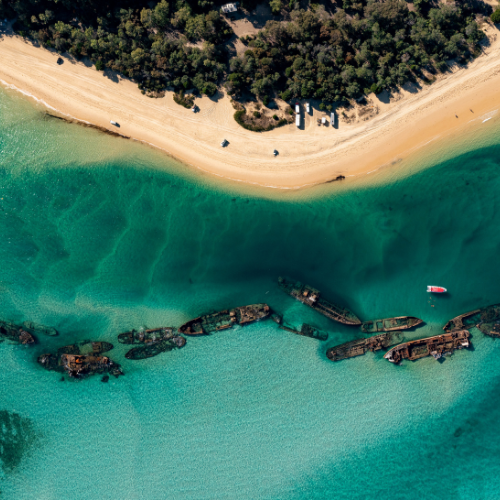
[1,23,500,189]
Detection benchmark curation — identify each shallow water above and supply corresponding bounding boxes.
[1,88,500,499]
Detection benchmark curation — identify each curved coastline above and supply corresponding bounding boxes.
[1,25,500,190]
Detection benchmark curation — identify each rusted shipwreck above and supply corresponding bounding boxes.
[0,321,35,345]
[326,332,402,362]
[361,316,422,333]
[118,326,186,360]
[126,337,186,360]
[443,303,500,338]
[384,330,470,364]
[38,341,123,379]
[278,277,361,326]
[118,326,177,344]
[279,322,328,341]
[179,303,270,335]
[60,354,121,379]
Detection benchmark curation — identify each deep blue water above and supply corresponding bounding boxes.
[1,89,500,499]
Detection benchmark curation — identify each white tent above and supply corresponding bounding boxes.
[221,3,238,13]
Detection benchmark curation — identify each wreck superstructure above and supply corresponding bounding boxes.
[277,277,361,325]
[0,321,35,345]
[179,303,270,335]
[361,316,422,333]
[384,330,470,364]
[326,332,402,362]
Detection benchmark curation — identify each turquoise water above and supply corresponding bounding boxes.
[1,89,500,499]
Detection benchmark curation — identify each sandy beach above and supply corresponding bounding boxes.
[1,23,500,188]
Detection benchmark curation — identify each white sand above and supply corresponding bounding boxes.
[1,22,500,189]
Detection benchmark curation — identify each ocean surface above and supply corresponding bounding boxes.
[1,88,500,500]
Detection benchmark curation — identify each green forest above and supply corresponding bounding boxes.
[0,0,492,107]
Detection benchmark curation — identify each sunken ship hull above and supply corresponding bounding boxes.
[361,316,423,333]
[118,325,187,360]
[279,323,328,341]
[277,277,361,326]
[444,303,500,338]
[179,304,270,336]
[384,330,470,364]
[118,326,177,344]
[23,321,58,337]
[326,332,402,362]
[0,321,35,345]
[125,336,186,360]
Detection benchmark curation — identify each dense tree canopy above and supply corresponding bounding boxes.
[0,0,488,104]
[226,0,486,102]
[1,0,232,95]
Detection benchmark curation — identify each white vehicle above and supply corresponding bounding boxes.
[321,116,327,125]
[331,112,335,125]
[110,121,119,126]
[295,102,300,114]
[295,114,300,127]
[306,103,310,113]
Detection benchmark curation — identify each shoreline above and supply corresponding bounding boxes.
[1,25,500,189]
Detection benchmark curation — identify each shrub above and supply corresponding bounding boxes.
[281,90,291,101]
[234,110,290,132]
[173,90,195,109]
[253,111,261,118]
[262,95,270,106]
[491,9,500,22]
[95,60,104,71]
[202,82,217,97]
[273,114,279,120]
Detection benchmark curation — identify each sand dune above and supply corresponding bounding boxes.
[1,22,500,189]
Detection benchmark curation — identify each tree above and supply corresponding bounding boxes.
[492,9,500,23]
[270,0,282,15]
[202,82,217,96]
[153,1,170,29]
